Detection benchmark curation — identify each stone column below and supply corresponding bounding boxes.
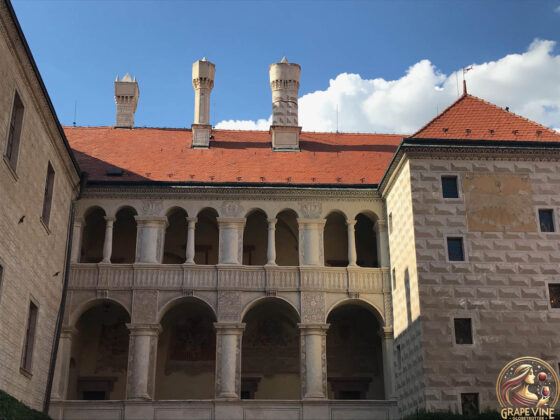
[374,219,390,268]
[346,220,357,267]
[214,323,245,399]
[70,218,84,263]
[185,217,197,264]
[266,218,277,266]
[126,324,161,400]
[380,326,395,399]
[50,327,77,401]
[299,323,329,399]
[134,217,168,264]
[297,219,326,266]
[217,218,245,265]
[102,216,115,263]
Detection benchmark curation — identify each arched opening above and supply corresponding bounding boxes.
[112,207,137,263]
[276,210,299,266]
[163,208,187,264]
[70,300,130,400]
[326,303,384,399]
[355,213,378,267]
[155,298,216,399]
[241,298,300,399]
[80,207,106,263]
[243,210,267,265]
[324,212,348,267]
[195,208,219,265]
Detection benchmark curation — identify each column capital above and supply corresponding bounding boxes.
[186,216,198,224]
[134,216,168,227]
[104,216,116,223]
[378,326,394,339]
[267,218,277,225]
[217,217,246,227]
[214,322,245,334]
[61,326,78,338]
[297,218,326,227]
[346,219,357,228]
[126,323,162,336]
[74,217,85,226]
[374,219,388,231]
[298,323,330,335]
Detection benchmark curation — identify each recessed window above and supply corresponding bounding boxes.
[388,213,393,234]
[21,301,38,374]
[41,162,55,226]
[454,318,473,345]
[447,237,465,261]
[549,284,560,309]
[441,175,459,199]
[461,393,479,416]
[538,209,555,232]
[392,268,396,290]
[396,344,402,370]
[5,91,24,172]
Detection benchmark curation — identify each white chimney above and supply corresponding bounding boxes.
[191,57,215,148]
[269,57,301,150]
[114,73,139,128]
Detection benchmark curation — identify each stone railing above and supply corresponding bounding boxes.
[69,264,388,293]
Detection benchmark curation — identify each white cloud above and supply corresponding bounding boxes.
[216,39,560,134]
[555,4,560,13]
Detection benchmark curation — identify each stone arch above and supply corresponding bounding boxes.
[241,297,301,399]
[325,298,385,326]
[70,297,131,328]
[78,204,109,220]
[354,211,379,268]
[326,299,385,399]
[243,209,268,265]
[157,295,217,323]
[155,296,217,399]
[163,207,188,264]
[275,209,299,266]
[240,295,301,322]
[70,299,131,400]
[80,206,106,263]
[195,207,219,265]
[324,210,349,267]
[112,206,137,263]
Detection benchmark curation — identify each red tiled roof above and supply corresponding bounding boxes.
[411,94,560,141]
[65,127,403,184]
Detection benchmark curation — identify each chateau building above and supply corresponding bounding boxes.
[2,1,560,419]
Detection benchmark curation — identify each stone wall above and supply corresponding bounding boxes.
[0,2,79,409]
[407,156,560,413]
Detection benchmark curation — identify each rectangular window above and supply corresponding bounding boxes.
[388,213,393,234]
[21,301,38,373]
[454,318,473,345]
[5,91,24,171]
[461,393,479,416]
[539,209,555,232]
[392,268,396,290]
[396,344,402,370]
[447,237,465,261]
[441,175,459,198]
[549,284,560,309]
[41,162,55,226]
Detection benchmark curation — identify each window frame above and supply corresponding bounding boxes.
[546,281,560,310]
[537,208,556,233]
[3,89,25,175]
[453,317,474,346]
[445,235,467,263]
[20,297,39,376]
[440,173,462,200]
[41,161,56,228]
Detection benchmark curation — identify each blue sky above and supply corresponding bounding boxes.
[11,0,560,133]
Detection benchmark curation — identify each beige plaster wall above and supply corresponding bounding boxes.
[0,6,79,409]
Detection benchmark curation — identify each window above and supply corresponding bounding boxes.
[538,209,555,232]
[41,162,55,226]
[396,344,402,370]
[441,175,459,199]
[454,318,473,345]
[21,301,38,374]
[461,393,479,416]
[5,91,24,171]
[0,264,3,302]
[447,237,465,261]
[549,284,560,309]
[392,268,396,290]
[388,213,393,234]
